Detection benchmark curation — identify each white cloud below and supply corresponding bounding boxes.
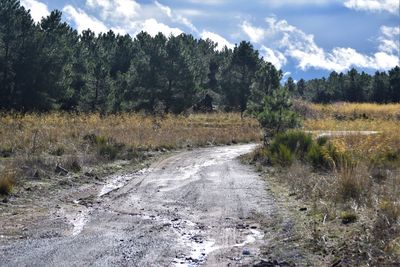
[246,17,399,72]
[260,46,287,70]
[155,1,198,33]
[378,25,400,54]
[63,1,187,37]
[201,31,234,50]
[344,0,400,14]
[86,0,140,22]
[138,19,183,37]
[178,9,206,17]
[240,21,265,43]
[20,0,50,22]
[63,5,108,34]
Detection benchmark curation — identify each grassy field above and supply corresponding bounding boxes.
[0,112,261,195]
[251,102,400,266]
[1,103,398,265]
[304,103,400,160]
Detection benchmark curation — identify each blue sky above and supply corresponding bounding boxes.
[20,0,400,81]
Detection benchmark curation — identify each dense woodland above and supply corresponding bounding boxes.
[0,0,399,114]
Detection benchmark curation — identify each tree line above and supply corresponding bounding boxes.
[0,0,283,114]
[0,0,399,115]
[287,67,400,104]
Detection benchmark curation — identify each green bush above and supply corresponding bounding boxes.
[98,143,119,160]
[254,130,350,171]
[316,136,329,146]
[271,144,294,167]
[269,131,312,159]
[84,133,125,160]
[306,143,325,168]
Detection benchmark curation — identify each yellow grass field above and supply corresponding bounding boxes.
[303,103,400,159]
[0,112,261,157]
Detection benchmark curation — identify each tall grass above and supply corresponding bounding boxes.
[252,102,400,265]
[0,112,261,157]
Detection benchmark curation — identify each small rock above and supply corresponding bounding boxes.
[242,249,251,256]
[2,198,8,203]
[299,207,307,211]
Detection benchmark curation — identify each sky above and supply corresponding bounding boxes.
[20,0,400,81]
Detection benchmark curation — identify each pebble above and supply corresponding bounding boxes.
[242,249,251,256]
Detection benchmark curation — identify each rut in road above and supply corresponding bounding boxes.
[0,144,309,266]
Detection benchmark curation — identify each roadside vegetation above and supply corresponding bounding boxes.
[247,102,400,266]
[0,112,260,196]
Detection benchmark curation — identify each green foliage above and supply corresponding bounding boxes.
[256,130,349,170]
[300,67,399,103]
[306,143,326,168]
[306,141,347,170]
[247,62,282,115]
[83,133,124,160]
[270,144,294,167]
[0,1,399,113]
[97,143,119,160]
[316,136,329,146]
[257,88,301,141]
[269,131,312,160]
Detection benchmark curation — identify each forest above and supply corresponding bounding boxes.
[0,0,399,115]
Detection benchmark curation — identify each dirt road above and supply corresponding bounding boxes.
[0,144,308,266]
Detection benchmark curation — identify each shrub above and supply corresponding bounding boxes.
[64,156,82,173]
[269,131,312,160]
[98,143,119,160]
[250,146,270,166]
[0,170,15,195]
[84,133,125,161]
[270,144,294,167]
[307,143,325,169]
[316,136,329,146]
[337,162,372,203]
[257,88,301,144]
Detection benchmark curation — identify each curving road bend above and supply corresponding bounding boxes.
[0,144,285,266]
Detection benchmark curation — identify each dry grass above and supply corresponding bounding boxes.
[308,102,400,120]
[303,104,400,161]
[253,102,400,265]
[0,112,261,197]
[0,112,260,156]
[0,168,16,195]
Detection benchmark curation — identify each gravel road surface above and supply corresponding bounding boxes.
[0,144,292,267]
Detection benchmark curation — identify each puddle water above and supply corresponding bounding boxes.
[60,207,89,236]
[234,229,264,247]
[98,168,151,197]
